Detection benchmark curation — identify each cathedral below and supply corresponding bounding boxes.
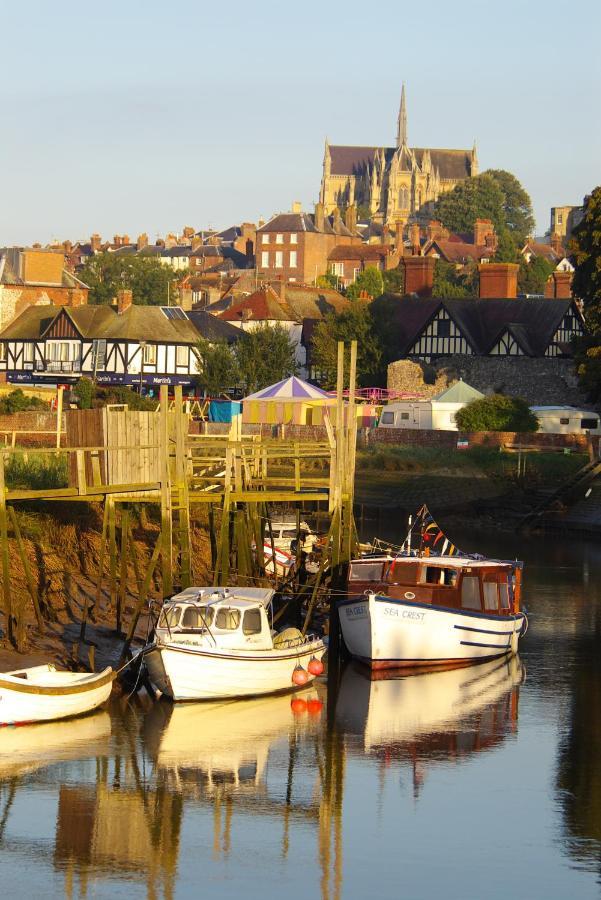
[319,86,478,227]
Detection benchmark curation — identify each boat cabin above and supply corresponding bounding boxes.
[348,555,522,617]
[156,586,275,650]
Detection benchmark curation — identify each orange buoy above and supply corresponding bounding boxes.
[292,665,309,686]
[307,698,323,716]
[308,657,324,676]
[290,697,308,715]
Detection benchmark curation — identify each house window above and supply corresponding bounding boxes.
[23,343,34,362]
[330,262,344,276]
[353,267,360,281]
[275,251,283,268]
[0,343,5,363]
[290,233,297,244]
[261,251,269,268]
[262,234,269,244]
[275,234,283,244]
[558,214,563,225]
[92,339,107,370]
[48,341,74,362]
[289,251,297,268]
[436,319,450,338]
[176,346,188,366]
[143,344,157,365]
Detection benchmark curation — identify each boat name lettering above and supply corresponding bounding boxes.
[345,605,368,618]
[383,606,425,622]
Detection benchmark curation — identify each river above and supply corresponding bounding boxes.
[0,527,600,899]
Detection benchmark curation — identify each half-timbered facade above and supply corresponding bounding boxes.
[371,295,585,363]
[0,303,228,388]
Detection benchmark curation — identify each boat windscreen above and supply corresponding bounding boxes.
[349,561,385,582]
[159,606,182,629]
[181,606,214,629]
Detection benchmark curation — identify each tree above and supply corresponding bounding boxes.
[433,174,506,236]
[235,324,297,393]
[311,303,382,388]
[346,266,384,301]
[80,252,185,306]
[484,169,535,244]
[382,265,405,295]
[432,260,470,298]
[0,390,47,414]
[455,394,539,432]
[195,338,240,396]
[493,229,520,264]
[569,186,601,332]
[518,256,554,295]
[316,273,341,291]
[73,377,96,409]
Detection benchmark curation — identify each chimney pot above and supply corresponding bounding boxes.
[116,288,133,314]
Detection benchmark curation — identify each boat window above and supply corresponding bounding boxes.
[483,582,498,611]
[181,606,214,629]
[243,608,262,635]
[461,576,481,610]
[389,561,420,583]
[159,606,181,628]
[215,607,241,630]
[499,583,510,609]
[349,561,384,582]
[424,566,457,587]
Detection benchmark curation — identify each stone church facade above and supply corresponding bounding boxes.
[319,86,478,227]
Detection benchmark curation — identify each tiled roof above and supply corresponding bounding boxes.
[284,284,349,319]
[0,248,89,289]
[218,287,295,323]
[424,239,491,264]
[186,309,245,343]
[328,245,389,262]
[257,212,355,238]
[522,242,559,264]
[328,146,472,180]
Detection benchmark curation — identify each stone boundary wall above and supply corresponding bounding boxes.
[366,426,599,455]
[0,411,64,446]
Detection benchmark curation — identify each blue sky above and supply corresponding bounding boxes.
[1,0,599,245]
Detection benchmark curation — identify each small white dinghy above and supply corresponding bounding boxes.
[144,586,325,701]
[0,664,115,726]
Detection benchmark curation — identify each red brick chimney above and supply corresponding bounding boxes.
[191,235,203,251]
[478,263,518,298]
[122,234,130,246]
[116,289,133,314]
[403,256,435,297]
[90,233,102,252]
[544,271,572,299]
[62,240,73,254]
[474,219,495,247]
[395,219,405,253]
[409,223,421,256]
[182,226,195,239]
[137,233,149,250]
[426,220,444,242]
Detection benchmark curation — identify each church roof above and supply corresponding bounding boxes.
[328,146,472,180]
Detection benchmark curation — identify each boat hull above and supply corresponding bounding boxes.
[339,594,525,669]
[0,666,115,725]
[145,640,325,701]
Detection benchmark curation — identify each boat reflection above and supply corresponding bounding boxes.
[336,656,523,792]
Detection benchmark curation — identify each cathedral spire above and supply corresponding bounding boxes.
[397,83,408,148]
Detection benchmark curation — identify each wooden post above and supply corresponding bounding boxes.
[117,507,129,636]
[108,497,118,614]
[8,507,44,632]
[174,385,192,588]
[56,385,64,449]
[120,530,163,662]
[0,451,12,642]
[159,384,173,597]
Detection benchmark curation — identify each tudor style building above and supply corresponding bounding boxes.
[371,296,585,363]
[0,290,240,389]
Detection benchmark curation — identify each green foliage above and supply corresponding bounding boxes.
[5,452,68,490]
[574,337,601,402]
[518,256,554,295]
[355,204,372,222]
[484,169,535,244]
[455,394,539,432]
[311,303,382,388]
[569,186,601,332]
[95,386,156,410]
[80,252,185,306]
[346,266,384,301]
[73,377,96,409]
[433,174,506,236]
[316,273,340,290]
[195,338,240,396]
[235,324,297,393]
[493,229,520,263]
[0,389,47,414]
[382,266,405,294]
[432,260,471,298]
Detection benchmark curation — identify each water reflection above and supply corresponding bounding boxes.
[1,530,601,898]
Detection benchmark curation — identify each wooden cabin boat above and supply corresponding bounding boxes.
[339,553,526,670]
[144,586,325,701]
[0,665,115,725]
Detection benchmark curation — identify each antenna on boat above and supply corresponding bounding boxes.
[407,515,412,555]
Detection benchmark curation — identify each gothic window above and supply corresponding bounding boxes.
[417,190,423,208]
[399,187,409,209]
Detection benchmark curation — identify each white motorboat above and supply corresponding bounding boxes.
[144,586,326,701]
[0,664,115,725]
[339,554,527,670]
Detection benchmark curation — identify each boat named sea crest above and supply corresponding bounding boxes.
[144,586,325,701]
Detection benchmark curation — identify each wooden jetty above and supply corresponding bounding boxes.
[0,343,360,655]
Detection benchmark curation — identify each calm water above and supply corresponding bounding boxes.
[1,528,601,899]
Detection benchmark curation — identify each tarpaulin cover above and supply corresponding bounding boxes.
[209,400,241,423]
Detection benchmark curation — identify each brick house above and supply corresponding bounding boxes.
[327,244,400,286]
[256,203,360,284]
[0,247,89,332]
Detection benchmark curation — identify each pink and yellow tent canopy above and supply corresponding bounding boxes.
[242,376,337,425]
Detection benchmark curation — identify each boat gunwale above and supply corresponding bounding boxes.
[0,667,115,696]
[148,638,325,663]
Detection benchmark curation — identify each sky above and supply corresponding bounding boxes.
[1,0,599,245]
